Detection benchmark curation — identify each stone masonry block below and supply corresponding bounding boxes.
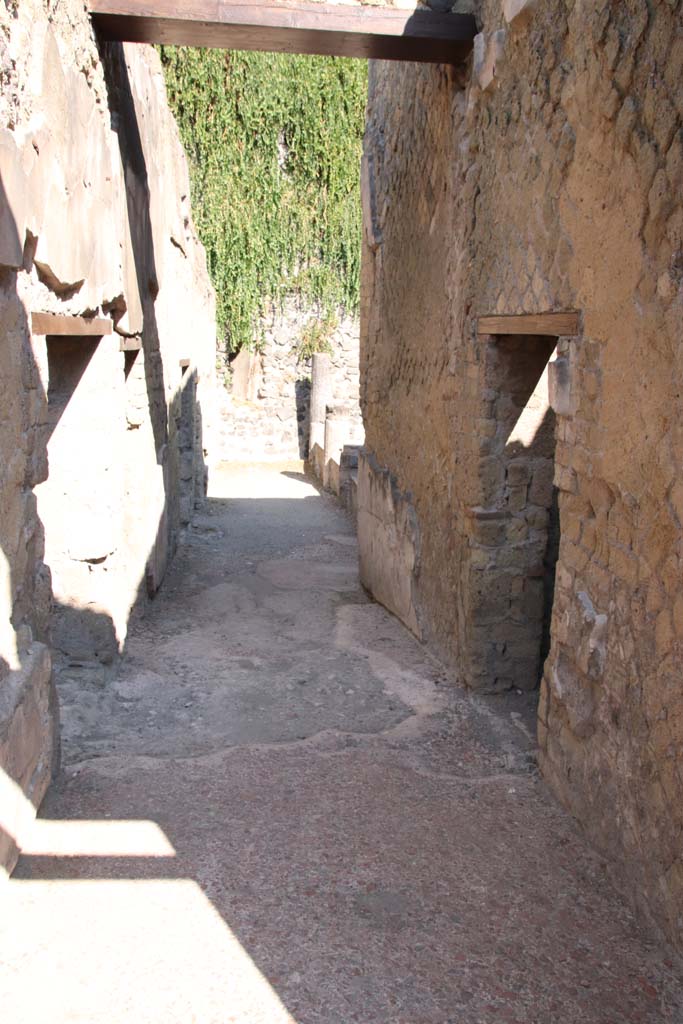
[529,461,555,507]
[507,485,528,513]
[511,578,545,624]
[507,518,528,542]
[469,569,512,623]
[478,455,505,503]
[549,648,596,740]
[471,517,508,546]
[507,460,531,487]
[526,507,548,531]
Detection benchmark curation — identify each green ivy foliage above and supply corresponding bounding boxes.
[159,47,367,355]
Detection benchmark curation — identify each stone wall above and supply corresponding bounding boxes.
[216,300,361,462]
[360,0,683,948]
[0,0,215,874]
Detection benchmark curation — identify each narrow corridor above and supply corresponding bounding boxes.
[1,465,681,1023]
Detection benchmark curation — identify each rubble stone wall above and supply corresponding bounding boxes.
[217,301,361,462]
[360,1,683,948]
[0,0,216,874]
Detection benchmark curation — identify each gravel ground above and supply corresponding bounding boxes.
[1,463,681,1024]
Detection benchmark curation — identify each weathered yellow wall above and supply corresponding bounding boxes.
[360,0,683,947]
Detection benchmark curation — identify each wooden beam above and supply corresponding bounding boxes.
[477,312,581,337]
[89,0,477,64]
[31,312,113,337]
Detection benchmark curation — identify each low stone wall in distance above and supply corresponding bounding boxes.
[215,301,361,463]
[306,350,365,512]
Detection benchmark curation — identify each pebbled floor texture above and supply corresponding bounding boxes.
[1,463,681,1023]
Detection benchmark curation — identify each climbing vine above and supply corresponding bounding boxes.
[160,47,367,355]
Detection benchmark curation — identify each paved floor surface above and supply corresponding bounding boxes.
[1,463,681,1023]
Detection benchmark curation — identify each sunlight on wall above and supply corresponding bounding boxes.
[507,364,551,449]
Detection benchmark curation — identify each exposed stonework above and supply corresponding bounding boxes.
[216,301,361,463]
[360,0,683,950]
[0,0,215,875]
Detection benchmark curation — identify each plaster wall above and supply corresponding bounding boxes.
[360,0,683,947]
[0,0,216,873]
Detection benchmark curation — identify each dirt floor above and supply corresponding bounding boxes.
[1,463,681,1023]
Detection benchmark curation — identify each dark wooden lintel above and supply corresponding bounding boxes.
[477,312,581,337]
[89,0,476,64]
[31,312,113,337]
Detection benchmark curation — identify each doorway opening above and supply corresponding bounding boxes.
[471,331,560,694]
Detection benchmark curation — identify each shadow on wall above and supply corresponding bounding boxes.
[43,356,196,668]
[295,377,311,459]
[84,42,207,622]
[502,398,559,687]
[42,336,99,442]
[33,339,198,664]
[102,39,174,612]
[1,42,210,870]
[103,40,168,460]
[145,367,208,602]
[488,333,559,690]
[38,42,210,664]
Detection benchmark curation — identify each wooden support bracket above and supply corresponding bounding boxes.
[31,312,113,337]
[119,336,143,352]
[477,312,581,337]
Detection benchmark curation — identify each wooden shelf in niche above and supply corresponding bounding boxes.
[477,312,581,337]
[31,312,113,337]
